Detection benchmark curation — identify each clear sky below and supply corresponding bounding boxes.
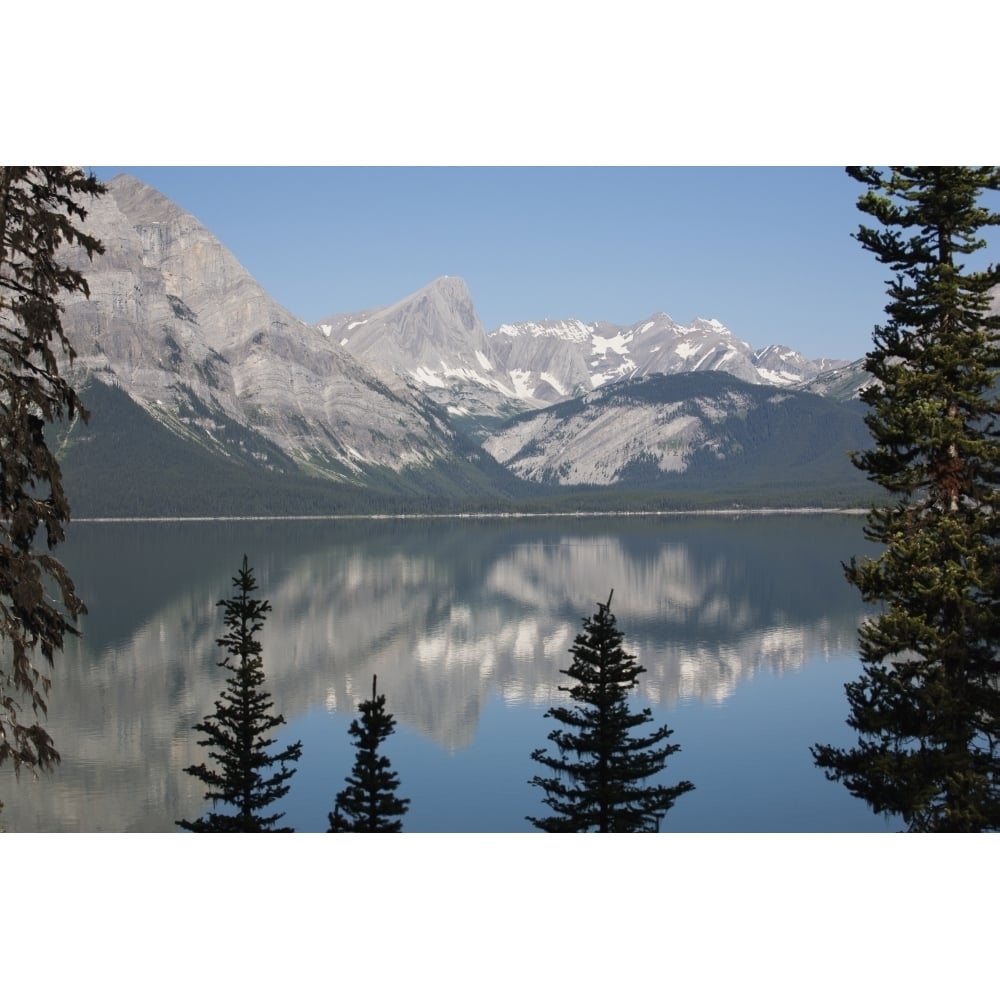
[89,165,904,361]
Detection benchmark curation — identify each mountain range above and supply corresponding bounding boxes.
[51,173,882,516]
[318,277,854,433]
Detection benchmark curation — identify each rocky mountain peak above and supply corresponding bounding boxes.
[393,275,484,346]
[318,274,487,363]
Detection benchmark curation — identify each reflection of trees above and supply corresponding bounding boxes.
[0,515,873,831]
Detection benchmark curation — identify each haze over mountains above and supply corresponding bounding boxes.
[53,173,879,515]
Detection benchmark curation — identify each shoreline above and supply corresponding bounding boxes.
[72,507,871,524]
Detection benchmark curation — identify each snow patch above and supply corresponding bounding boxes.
[695,317,727,332]
[539,371,567,395]
[347,320,367,331]
[494,320,593,343]
[674,340,704,360]
[591,331,631,357]
[757,368,802,386]
[435,359,519,398]
[319,324,332,337]
[509,369,536,399]
[474,349,493,371]
[410,366,447,388]
[340,337,349,347]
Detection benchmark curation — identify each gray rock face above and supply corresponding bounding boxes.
[802,358,874,401]
[483,378,762,486]
[59,176,461,478]
[321,275,487,368]
[318,276,529,424]
[481,370,871,489]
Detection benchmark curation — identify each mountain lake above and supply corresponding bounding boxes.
[0,512,901,833]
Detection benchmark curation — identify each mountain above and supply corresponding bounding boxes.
[54,175,526,511]
[59,176,479,479]
[322,288,852,437]
[802,358,874,401]
[489,313,847,393]
[317,276,530,429]
[47,173,880,513]
[482,370,874,506]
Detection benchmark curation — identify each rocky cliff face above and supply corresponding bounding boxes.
[318,276,532,426]
[58,175,462,480]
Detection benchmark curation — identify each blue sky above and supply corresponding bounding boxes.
[89,165,904,361]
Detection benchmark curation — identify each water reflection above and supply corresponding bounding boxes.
[0,514,874,831]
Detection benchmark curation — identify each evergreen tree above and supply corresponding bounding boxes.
[328,674,409,832]
[178,556,302,832]
[813,167,1000,832]
[0,167,105,774]
[528,591,694,832]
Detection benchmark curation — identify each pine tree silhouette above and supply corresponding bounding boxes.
[529,590,693,832]
[329,675,409,832]
[178,556,302,832]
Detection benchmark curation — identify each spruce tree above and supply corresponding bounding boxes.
[812,167,1000,832]
[178,556,302,832]
[328,674,409,832]
[528,591,694,832]
[1,167,105,773]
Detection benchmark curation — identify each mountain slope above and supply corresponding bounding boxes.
[55,377,534,517]
[57,176,477,485]
[483,371,874,503]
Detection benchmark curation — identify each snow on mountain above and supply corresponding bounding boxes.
[486,312,848,403]
[752,344,845,386]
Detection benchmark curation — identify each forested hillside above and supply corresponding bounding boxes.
[55,379,534,517]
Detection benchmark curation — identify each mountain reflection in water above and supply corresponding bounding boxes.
[0,514,889,832]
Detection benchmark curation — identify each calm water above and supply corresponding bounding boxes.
[0,513,899,832]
